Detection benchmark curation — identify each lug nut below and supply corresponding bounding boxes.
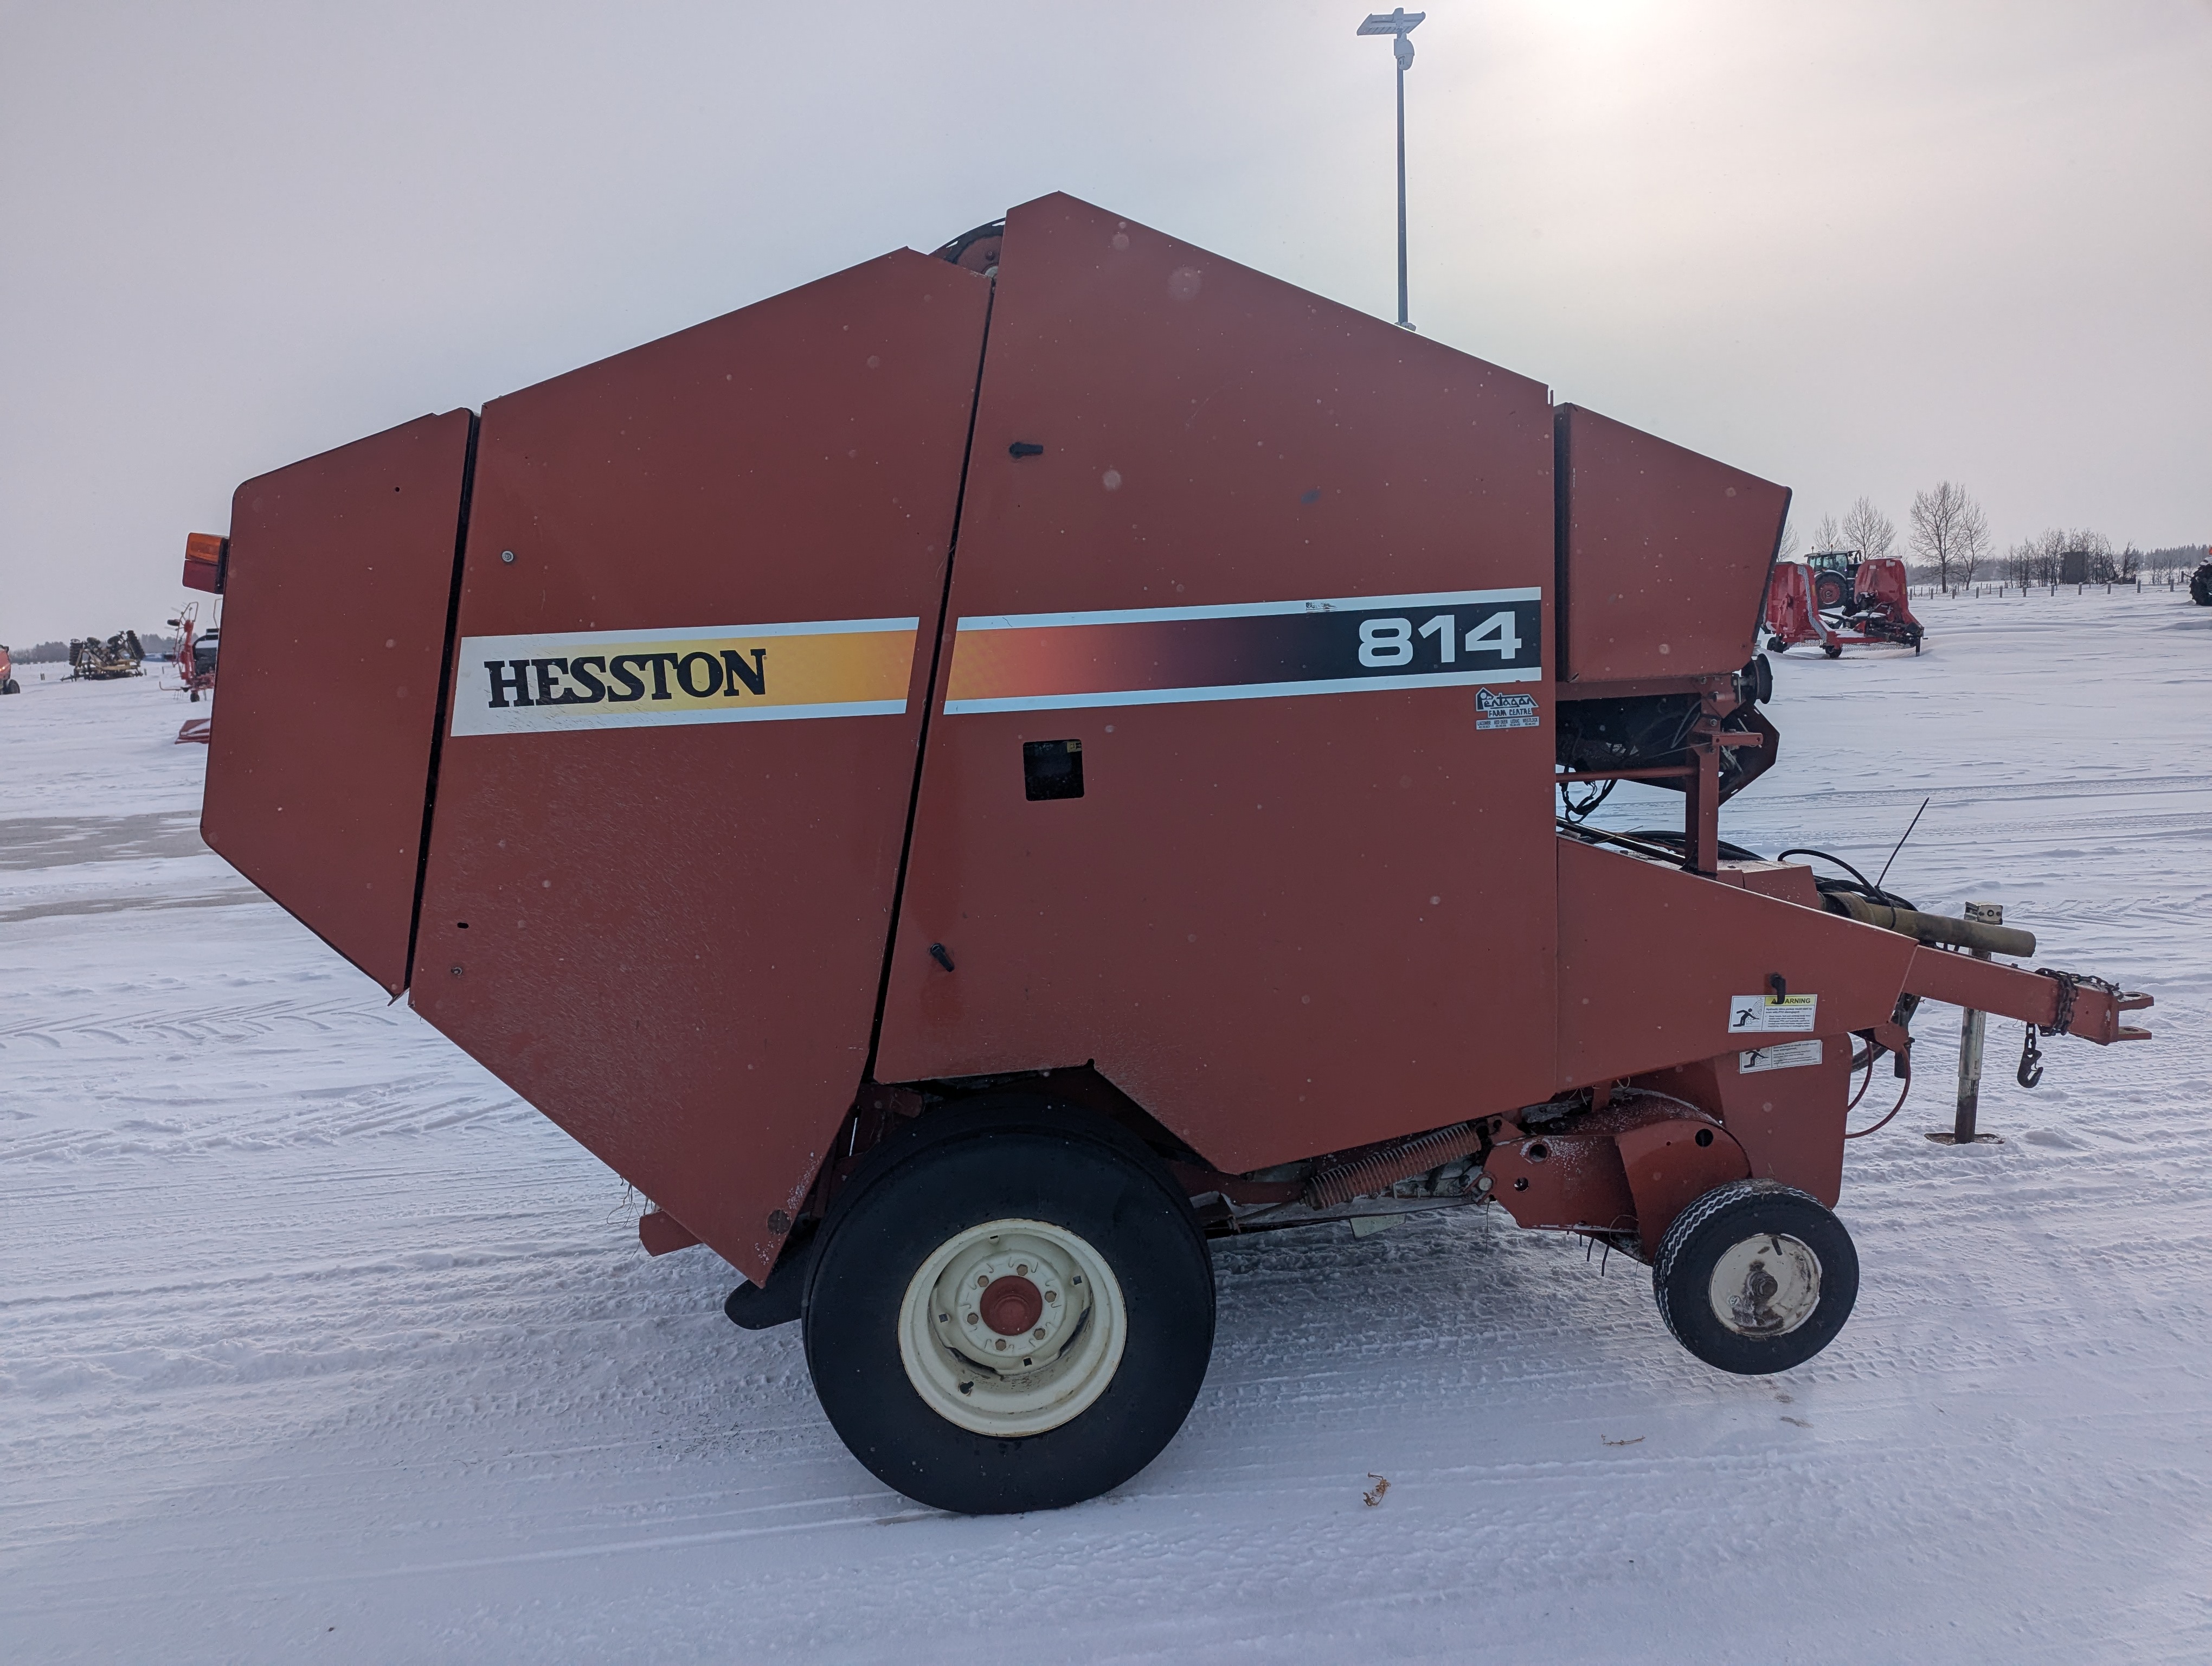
[994,1338,1008,1351]
[966,1311,979,1324]
[1033,1327,1046,1341]
[1045,1290,1058,1304]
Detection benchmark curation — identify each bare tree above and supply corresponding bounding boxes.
[1776,511,1801,561]
[1840,496,1896,563]
[2005,530,2053,587]
[1956,498,1991,587]
[2008,527,2113,586]
[1808,512,1843,553]
[1909,481,1977,592]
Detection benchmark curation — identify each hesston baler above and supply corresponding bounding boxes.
[190,195,2150,1514]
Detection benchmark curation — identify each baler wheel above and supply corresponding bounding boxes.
[1651,1181,1859,1375]
[802,1099,1214,1514]
[1822,642,1843,659]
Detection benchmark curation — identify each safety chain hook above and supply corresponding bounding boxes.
[2017,968,2124,1089]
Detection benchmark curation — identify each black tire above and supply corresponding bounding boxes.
[1765,635,1786,655]
[2,678,17,694]
[803,1098,1214,1514]
[1822,642,1843,658]
[1652,1181,1857,1375]
[1813,572,1848,611]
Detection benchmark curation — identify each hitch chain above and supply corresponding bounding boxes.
[2017,969,2123,1089]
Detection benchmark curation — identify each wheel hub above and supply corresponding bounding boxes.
[1707,1230,1822,1337]
[980,1274,1044,1337]
[899,1218,1128,1437]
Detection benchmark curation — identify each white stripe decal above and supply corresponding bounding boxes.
[954,587,1542,632]
[945,664,1542,715]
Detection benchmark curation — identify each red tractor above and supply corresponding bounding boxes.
[1766,552,1924,656]
[0,642,18,695]
[184,195,2145,1515]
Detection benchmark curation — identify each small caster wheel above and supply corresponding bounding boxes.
[1822,642,1842,659]
[1652,1181,1857,1375]
[1765,636,1786,655]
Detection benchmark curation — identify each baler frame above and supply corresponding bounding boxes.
[186,192,2153,1516]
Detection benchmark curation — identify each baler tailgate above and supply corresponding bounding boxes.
[201,410,477,995]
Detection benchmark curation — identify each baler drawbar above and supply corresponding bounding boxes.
[187,195,2151,1514]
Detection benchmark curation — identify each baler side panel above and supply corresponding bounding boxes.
[409,251,993,1286]
[1557,837,1915,1092]
[201,410,476,995]
[1557,405,1789,684]
[877,193,1561,1172]
[1633,1049,1855,1207]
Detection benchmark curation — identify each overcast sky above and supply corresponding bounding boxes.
[3,0,2207,645]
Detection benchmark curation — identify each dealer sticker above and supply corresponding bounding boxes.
[1728,993,1818,1034]
[1740,1039,1825,1074]
[1475,688,1539,730]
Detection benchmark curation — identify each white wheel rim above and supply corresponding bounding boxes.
[1707,1231,1822,1338]
[897,1218,1128,1438]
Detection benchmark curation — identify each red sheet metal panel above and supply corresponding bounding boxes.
[409,251,992,1286]
[1557,405,1789,683]
[1615,1116,1753,1258]
[1557,837,1914,1092]
[875,194,1559,1173]
[201,411,474,995]
[1636,1046,1855,1207]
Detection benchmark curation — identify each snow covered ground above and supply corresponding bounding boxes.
[5,589,2210,1663]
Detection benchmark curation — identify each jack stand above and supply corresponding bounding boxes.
[1928,901,2006,1145]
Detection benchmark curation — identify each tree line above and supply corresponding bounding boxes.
[1780,484,2203,592]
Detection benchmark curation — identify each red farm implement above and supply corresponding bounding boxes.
[164,606,218,742]
[184,195,2146,1514]
[1766,553,1924,656]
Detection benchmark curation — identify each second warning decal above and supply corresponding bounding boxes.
[1740,1039,1825,1074]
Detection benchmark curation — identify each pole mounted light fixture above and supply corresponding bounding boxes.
[1356,8,1425,330]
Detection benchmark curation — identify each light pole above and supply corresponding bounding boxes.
[1356,9,1425,330]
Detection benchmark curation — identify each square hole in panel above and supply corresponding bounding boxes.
[1023,738,1084,801]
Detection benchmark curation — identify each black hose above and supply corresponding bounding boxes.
[1774,847,1917,912]
[1627,829,1769,864]
[1559,777,1617,822]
